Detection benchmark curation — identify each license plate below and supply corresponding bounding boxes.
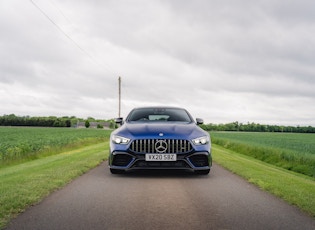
[145,154,177,161]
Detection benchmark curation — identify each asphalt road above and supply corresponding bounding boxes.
[6,163,315,230]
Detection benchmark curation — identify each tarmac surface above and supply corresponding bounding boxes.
[6,163,315,230]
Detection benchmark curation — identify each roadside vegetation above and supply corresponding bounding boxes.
[212,144,315,218]
[0,114,116,128]
[0,127,111,166]
[0,142,109,229]
[201,121,315,133]
[211,132,315,177]
[0,126,111,228]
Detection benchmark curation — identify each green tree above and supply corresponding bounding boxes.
[97,124,103,129]
[85,120,90,128]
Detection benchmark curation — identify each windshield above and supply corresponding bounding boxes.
[127,108,193,123]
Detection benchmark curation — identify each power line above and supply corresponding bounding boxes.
[48,0,71,23]
[30,0,123,118]
[29,0,117,75]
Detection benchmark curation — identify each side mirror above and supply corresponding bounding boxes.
[115,117,124,125]
[196,118,204,125]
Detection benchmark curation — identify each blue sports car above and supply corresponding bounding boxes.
[109,107,212,174]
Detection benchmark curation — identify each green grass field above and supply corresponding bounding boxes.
[210,132,315,177]
[0,127,111,165]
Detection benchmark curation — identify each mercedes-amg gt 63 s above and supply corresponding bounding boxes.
[109,107,212,174]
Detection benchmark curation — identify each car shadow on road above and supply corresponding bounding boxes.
[110,169,211,179]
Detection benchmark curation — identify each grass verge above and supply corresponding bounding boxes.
[0,142,109,229]
[213,144,315,218]
[210,131,315,177]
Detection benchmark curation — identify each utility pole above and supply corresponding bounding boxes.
[118,76,121,118]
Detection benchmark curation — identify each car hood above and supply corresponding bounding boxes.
[114,122,207,140]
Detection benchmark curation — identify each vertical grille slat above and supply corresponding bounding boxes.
[167,140,172,153]
[129,139,192,154]
[140,140,142,153]
[180,140,182,152]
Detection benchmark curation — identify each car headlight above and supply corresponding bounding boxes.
[112,135,130,144]
[192,136,209,145]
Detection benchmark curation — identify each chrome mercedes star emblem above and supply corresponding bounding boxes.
[155,140,168,153]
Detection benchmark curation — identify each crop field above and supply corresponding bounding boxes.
[210,132,315,177]
[0,127,111,164]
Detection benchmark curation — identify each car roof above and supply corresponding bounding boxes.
[131,106,186,110]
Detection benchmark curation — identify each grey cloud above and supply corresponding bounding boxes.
[0,0,314,125]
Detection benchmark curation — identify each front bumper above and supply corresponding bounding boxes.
[109,151,212,172]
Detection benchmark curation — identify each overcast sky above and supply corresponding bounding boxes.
[1,0,315,125]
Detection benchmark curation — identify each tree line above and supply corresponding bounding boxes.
[0,114,112,128]
[1,115,314,133]
[200,121,315,133]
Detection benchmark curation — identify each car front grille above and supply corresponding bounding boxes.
[129,139,193,154]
